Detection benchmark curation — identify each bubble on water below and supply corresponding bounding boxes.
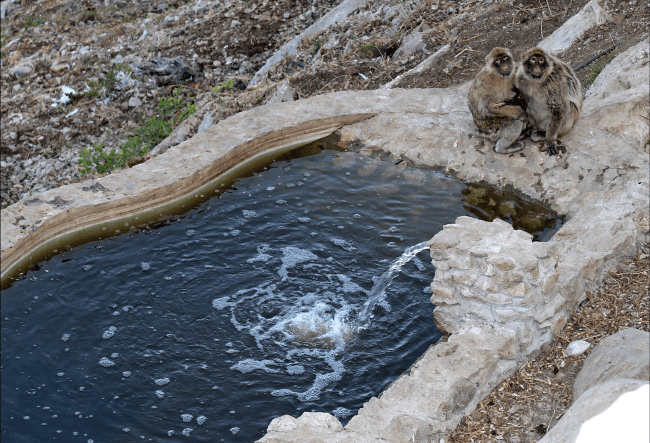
[122,371,131,378]
[387,242,398,248]
[332,407,352,419]
[111,353,119,359]
[278,247,318,281]
[286,183,295,188]
[266,186,275,191]
[242,210,257,219]
[298,217,311,223]
[247,244,272,263]
[276,199,287,205]
[230,427,240,435]
[196,415,207,425]
[79,387,85,392]
[330,238,355,252]
[230,230,241,236]
[141,262,151,271]
[61,334,70,342]
[99,357,115,367]
[353,214,361,219]
[212,297,233,310]
[154,378,170,386]
[122,428,130,433]
[167,430,175,436]
[388,226,399,233]
[26,389,37,396]
[102,326,116,340]
[230,359,279,374]
[57,372,64,377]
[181,414,193,423]
[156,390,164,399]
[182,428,193,436]
[185,230,196,237]
[82,265,92,272]
[23,416,30,420]
[286,365,305,375]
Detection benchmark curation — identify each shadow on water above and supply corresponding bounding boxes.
[1,135,564,443]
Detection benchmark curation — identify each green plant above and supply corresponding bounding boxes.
[581,52,616,89]
[79,88,197,175]
[83,64,135,98]
[80,10,97,21]
[311,38,323,53]
[211,79,235,94]
[23,15,46,29]
[359,41,378,56]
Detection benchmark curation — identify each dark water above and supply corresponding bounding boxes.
[1,150,561,443]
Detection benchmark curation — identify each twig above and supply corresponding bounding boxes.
[573,45,617,72]
[446,60,462,69]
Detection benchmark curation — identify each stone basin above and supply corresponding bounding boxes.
[1,34,648,443]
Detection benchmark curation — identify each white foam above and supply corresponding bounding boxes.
[98,357,114,367]
[156,390,164,399]
[61,334,70,342]
[181,414,193,423]
[141,262,151,271]
[330,238,355,252]
[102,326,116,340]
[286,365,305,375]
[185,230,196,237]
[230,359,279,374]
[332,407,352,419]
[230,427,240,435]
[154,378,170,386]
[298,217,311,223]
[182,428,192,436]
[196,415,207,425]
[122,371,131,378]
[82,265,92,272]
[278,247,318,281]
[230,229,241,236]
[336,274,367,294]
[212,297,233,310]
[242,210,258,219]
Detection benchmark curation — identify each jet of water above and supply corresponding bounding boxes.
[356,241,430,330]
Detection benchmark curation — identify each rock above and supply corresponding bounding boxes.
[565,339,590,356]
[393,32,426,59]
[50,64,68,73]
[538,0,611,54]
[196,112,214,134]
[9,65,32,78]
[268,81,296,104]
[231,20,241,28]
[538,378,648,443]
[134,56,200,85]
[573,328,650,401]
[128,97,143,108]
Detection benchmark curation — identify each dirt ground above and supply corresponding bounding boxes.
[445,247,649,443]
[1,0,649,440]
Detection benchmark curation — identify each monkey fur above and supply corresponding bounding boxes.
[515,47,582,155]
[468,47,528,154]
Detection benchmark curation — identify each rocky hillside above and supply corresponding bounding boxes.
[1,0,646,209]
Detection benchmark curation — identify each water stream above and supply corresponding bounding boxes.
[1,149,562,442]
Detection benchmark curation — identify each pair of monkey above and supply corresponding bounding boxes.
[468,47,582,156]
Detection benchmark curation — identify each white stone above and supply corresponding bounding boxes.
[566,339,591,356]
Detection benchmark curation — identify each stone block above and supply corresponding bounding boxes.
[534,294,566,323]
[503,282,531,298]
[477,259,497,276]
[473,275,500,293]
[430,281,454,300]
[427,230,459,250]
[431,259,450,271]
[452,270,478,287]
[541,272,559,294]
[573,328,650,401]
[487,256,516,271]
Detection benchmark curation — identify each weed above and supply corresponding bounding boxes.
[359,42,378,56]
[22,16,46,29]
[80,10,97,22]
[581,52,616,89]
[312,39,323,53]
[211,79,235,94]
[79,88,197,175]
[82,64,135,99]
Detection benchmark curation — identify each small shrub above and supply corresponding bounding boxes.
[211,79,235,94]
[79,88,197,175]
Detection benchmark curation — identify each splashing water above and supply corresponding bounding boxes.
[356,241,430,329]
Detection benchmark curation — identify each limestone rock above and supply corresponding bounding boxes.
[538,378,648,443]
[573,328,650,401]
[538,0,611,54]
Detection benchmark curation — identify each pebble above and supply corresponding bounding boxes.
[566,340,591,356]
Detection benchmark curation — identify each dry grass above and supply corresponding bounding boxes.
[445,245,649,443]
